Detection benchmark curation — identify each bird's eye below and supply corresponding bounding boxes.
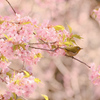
[77,47,80,50]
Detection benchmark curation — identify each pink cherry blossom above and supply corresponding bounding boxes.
[93,8,100,22]
[0,61,11,74]
[90,64,100,85]
[6,73,36,97]
[3,91,12,100]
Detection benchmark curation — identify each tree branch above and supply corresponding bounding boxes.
[65,54,91,68]
[5,0,16,14]
[28,41,57,45]
[29,46,59,51]
[0,77,7,84]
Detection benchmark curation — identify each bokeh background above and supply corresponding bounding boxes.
[0,0,100,100]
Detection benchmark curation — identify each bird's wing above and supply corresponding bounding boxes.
[66,47,76,53]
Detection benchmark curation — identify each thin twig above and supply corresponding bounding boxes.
[65,54,91,68]
[39,39,48,44]
[35,38,57,45]
[8,66,19,72]
[0,37,6,40]
[29,46,59,51]
[29,42,91,68]
[0,77,7,84]
[28,42,47,45]
[28,41,57,45]
[5,0,16,14]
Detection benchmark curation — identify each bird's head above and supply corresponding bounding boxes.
[75,46,82,52]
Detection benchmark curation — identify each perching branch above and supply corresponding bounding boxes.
[29,44,91,68]
[65,54,91,68]
[5,0,16,14]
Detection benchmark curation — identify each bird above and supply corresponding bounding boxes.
[64,46,82,57]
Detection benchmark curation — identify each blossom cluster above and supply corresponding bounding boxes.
[0,0,99,99]
[93,8,100,22]
[2,11,100,99]
[6,72,36,97]
[0,14,80,99]
[0,6,99,100]
[89,8,100,85]
[90,64,100,85]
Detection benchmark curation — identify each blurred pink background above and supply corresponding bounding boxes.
[0,0,100,100]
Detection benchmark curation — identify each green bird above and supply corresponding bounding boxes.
[64,46,82,57]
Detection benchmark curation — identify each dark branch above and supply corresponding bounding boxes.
[29,46,59,51]
[65,54,91,68]
[29,42,47,45]
[29,42,91,68]
[8,66,19,72]
[5,0,16,14]
[28,41,57,45]
[0,77,7,84]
